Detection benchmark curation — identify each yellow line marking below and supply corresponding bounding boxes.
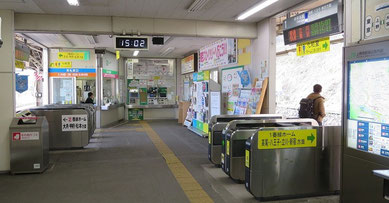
[140,121,213,203]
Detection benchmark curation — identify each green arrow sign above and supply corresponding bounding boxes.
[307,133,315,143]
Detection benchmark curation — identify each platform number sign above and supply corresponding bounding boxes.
[62,115,88,131]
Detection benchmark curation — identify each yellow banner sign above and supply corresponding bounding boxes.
[58,52,85,60]
[258,129,317,149]
[50,61,72,68]
[208,132,211,144]
[296,37,330,56]
[245,150,250,168]
[15,60,25,69]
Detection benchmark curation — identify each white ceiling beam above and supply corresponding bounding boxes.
[15,13,257,39]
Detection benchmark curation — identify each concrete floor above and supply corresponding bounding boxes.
[0,120,339,203]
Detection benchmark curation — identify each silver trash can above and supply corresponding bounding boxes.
[9,116,49,174]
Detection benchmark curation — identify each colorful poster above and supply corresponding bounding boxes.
[199,38,237,71]
[15,74,28,93]
[222,66,244,114]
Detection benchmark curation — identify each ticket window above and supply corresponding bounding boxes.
[102,77,119,106]
[51,77,76,104]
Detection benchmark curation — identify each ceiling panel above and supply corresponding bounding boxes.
[22,0,310,22]
[0,0,43,13]
[23,33,220,58]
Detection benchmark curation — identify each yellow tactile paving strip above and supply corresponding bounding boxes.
[140,121,214,203]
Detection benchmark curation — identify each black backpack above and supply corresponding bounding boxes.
[299,97,321,118]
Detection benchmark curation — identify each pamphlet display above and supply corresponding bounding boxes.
[189,71,221,135]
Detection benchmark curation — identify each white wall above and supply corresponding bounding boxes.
[251,18,277,113]
[0,10,15,171]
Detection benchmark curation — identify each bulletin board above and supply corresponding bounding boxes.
[221,66,244,115]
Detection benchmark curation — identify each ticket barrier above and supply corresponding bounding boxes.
[222,119,318,182]
[30,104,96,149]
[245,126,341,200]
[45,104,96,139]
[208,114,283,166]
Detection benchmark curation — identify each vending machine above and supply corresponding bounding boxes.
[342,40,389,202]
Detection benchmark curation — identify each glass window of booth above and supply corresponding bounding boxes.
[126,58,176,106]
[102,52,120,107]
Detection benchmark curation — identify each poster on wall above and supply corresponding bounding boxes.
[181,54,197,74]
[222,66,244,115]
[210,92,221,117]
[199,38,237,71]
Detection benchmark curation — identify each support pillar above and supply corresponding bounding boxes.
[0,10,15,171]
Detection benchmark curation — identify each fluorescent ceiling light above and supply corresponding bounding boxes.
[236,0,279,21]
[67,0,79,6]
[188,0,210,12]
[133,50,139,56]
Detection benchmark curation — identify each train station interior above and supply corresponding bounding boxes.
[0,0,388,202]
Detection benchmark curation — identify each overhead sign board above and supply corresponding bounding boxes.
[257,129,317,149]
[296,36,330,56]
[58,51,89,60]
[363,0,389,40]
[50,61,72,68]
[115,36,149,50]
[283,1,340,45]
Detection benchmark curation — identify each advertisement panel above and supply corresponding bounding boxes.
[181,54,197,74]
[199,38,237,71]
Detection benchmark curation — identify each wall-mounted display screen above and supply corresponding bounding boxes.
[115,36,149,50]
[283,14,339,45]
[347,57,389,157]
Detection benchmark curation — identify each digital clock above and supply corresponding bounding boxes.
[115,36,149,50]
[283,14,340,45]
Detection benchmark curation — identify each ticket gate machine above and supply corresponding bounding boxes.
[245,126,341,200]
[208,114,283,166]
[222,119,318,181]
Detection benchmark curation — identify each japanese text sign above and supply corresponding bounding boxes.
[258,129,317,149]
[62,115,88,131]
[297,36,330,56]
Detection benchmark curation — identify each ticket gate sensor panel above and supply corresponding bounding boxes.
[222,119,318,181]
[208,114,283,166]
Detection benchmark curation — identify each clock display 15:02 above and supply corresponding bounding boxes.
[117,38,147,48]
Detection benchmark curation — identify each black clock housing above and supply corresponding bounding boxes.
[115,36,149,50]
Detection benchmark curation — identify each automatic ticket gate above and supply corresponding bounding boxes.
[222,119,318,181]
[245,126,341,200]
[208,114,283,166]
[30,104,96,149]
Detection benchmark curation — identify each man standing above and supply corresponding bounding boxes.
[306,84,326,126]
